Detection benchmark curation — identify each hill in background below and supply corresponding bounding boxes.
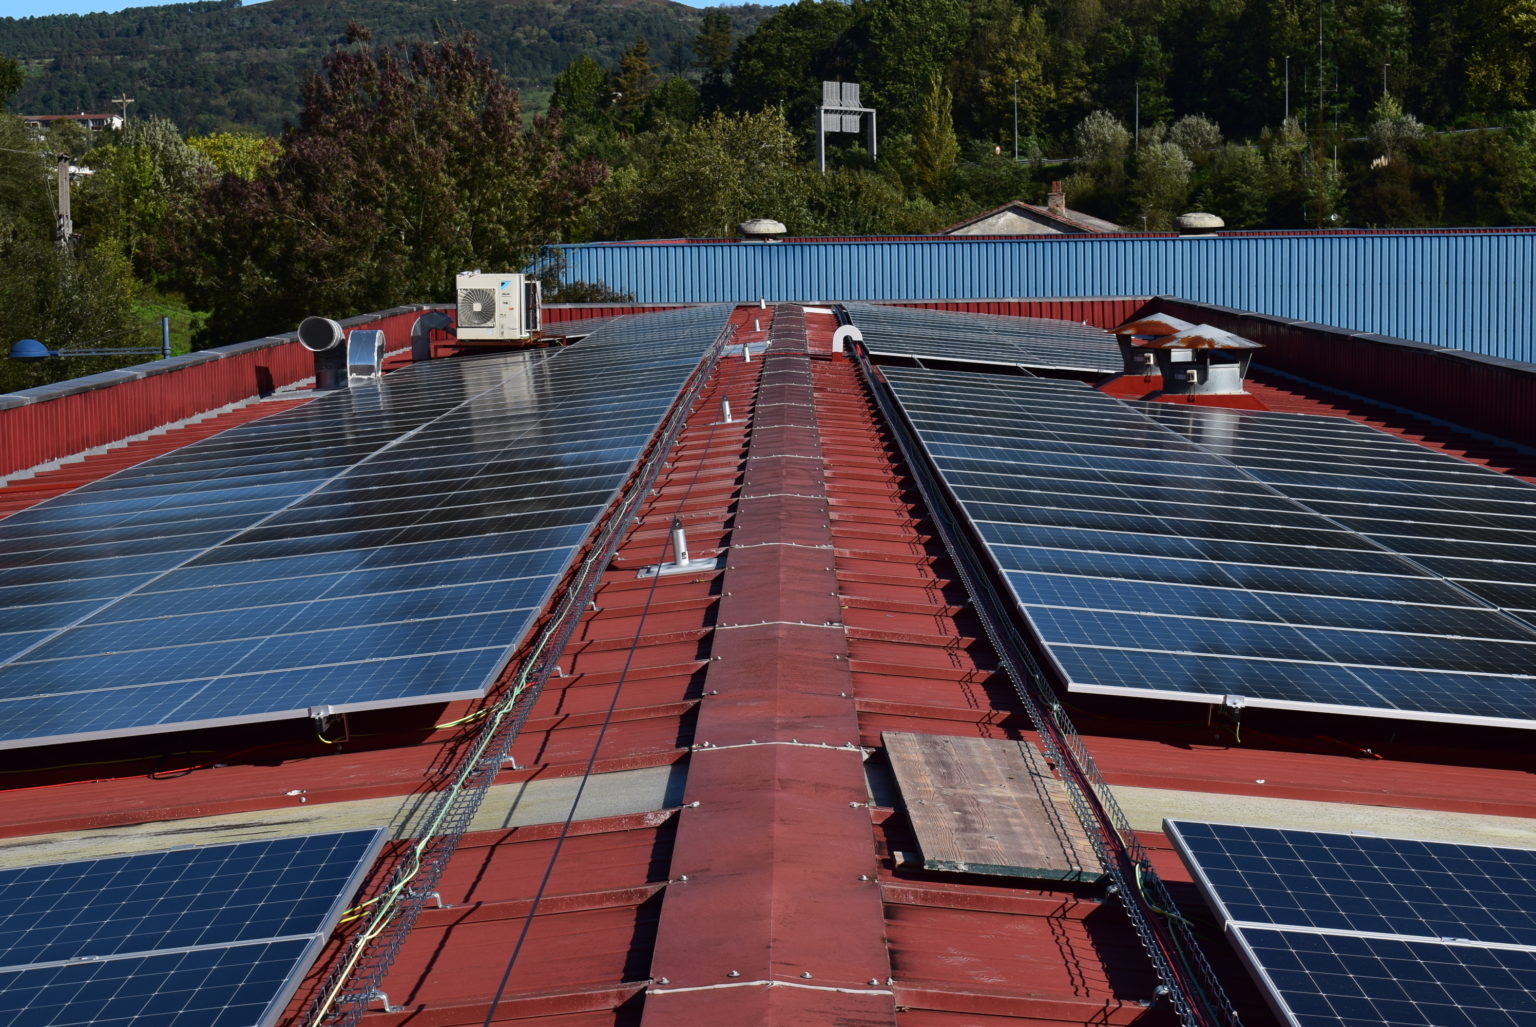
[1,0,770,133]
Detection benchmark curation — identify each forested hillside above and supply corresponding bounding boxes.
[0,0,770,132]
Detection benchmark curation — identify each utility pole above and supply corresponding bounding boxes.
[111,92,134,122]
[54,153,72,249]
[1012,79,1019,162]
[1284,55,1290,122]
[1134,80,1140,149]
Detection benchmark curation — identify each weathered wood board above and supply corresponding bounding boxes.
[883,731,1105,883]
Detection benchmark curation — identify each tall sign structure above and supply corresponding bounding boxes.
[815,81,877,173]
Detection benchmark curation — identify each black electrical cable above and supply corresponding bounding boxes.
[478,353,743,1025]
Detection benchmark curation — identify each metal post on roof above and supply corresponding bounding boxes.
[719,398,734,424]
[671,519,690,565]
[160,316,171,359]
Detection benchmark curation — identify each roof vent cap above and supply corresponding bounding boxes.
[738,218,787,241]
[1174,212,1224,237]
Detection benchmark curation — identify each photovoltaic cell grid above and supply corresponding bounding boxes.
[1141,404,1536,631]
[1167,820,1536,1027]
[0,828,385,1027]
[879,366,1536,728]
[848,302,1122,374]
[0,304,729,749]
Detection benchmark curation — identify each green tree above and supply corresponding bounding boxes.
[912,72,959,196]
[174,30,605,346]
[730,0,855,126]
[1128,140,1192,228]
[1497,110,1536,223]
[854,0,969,131]
[186,132,279,179]
[0,56,22,106]
[78,116,211,281]
[594,108,802,238]
[0,113,144,393]
[977,8,1054,145]
[692,8,734,110]
[612,38,659,133]
[550,54,608,124]
[1192,144,1273,228]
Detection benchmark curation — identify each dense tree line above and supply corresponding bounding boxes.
[4,3,1536,391]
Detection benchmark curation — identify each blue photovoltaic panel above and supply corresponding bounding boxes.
[1233,927,1536,1027]
[1143,405,1536,601]
[0,939,315,1027]
[0,305,729,748]
[1166,821,1536,949]
[1167,820,1536,1027]
[879,366,1536,728]
[849,302,1121,373]
[0,828,384,1027]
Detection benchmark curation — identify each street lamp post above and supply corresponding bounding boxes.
[1012,79,1018,162]
[8,318,173,362]
[1284,55,1290,122]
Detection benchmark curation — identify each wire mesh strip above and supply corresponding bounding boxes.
[848,337,1243,1027]
[301,326,732,1027]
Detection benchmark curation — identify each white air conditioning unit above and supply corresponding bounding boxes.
[455,271,541,341]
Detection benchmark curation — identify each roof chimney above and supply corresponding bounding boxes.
[1046,181,1066,217]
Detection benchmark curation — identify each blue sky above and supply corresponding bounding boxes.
[6,0,765,15]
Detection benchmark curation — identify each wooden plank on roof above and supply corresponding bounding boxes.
[883,731,1105,884]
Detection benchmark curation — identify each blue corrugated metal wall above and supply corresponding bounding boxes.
[553,233,1536,363]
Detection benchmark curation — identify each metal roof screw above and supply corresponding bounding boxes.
[687,800,701,808]
[727,969,741,978]
[676,874,688,882]
[857,874,870,881]
[868,978,881,987]
[800,971,813,979]
[655,977,670,985]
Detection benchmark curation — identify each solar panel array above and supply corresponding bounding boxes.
[1143,405,1536,632]
[0,828,384,1027]
[879,367,1536,728]
[1167,820,1536,1027]
[0,305,728,749]
[848,302,1122,373]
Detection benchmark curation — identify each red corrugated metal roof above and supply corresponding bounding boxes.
[1,299,1532,1027]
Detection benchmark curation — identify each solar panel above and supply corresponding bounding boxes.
[879,366,1536,728]
[0,305,730,749]
[1167,820,1536,1027]
[848,302,1122,373]
[0,828,385,1027]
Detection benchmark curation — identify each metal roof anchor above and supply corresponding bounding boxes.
[367,989,402,1014]
[636,519,724,577]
